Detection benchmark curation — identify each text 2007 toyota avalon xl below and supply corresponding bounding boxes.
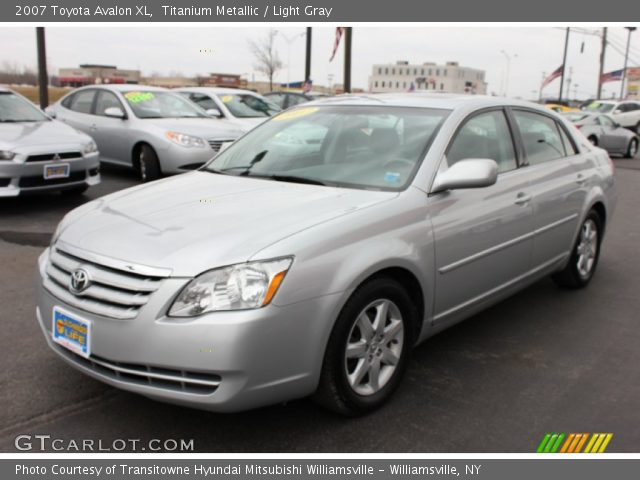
[37,94,616,415]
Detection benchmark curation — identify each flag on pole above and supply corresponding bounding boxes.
[541,65,564,89]
[600,69,624,84]
[329,27,345,62]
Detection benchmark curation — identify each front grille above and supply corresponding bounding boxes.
[55,346,220,395]
[26,152,83,163]
[208,139,234,153]
[19,171,86,188]
[43,248,163,320]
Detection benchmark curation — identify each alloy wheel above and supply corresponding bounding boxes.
[139,151,147,181]
[344,299,404,396]
[576,219,598,278]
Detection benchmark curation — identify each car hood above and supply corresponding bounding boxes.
[0,120,90,151]
[57,172,395,277]
[143,118,243,140]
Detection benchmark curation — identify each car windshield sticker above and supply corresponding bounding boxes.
[221,95,234,103]
[124,91,155,104]
[384,172,401,184]
[273,107,319,122]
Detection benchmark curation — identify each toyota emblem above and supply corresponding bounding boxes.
[70,268,90,294]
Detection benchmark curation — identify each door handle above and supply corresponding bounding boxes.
[576,174,586,186]
[514,193,532,206]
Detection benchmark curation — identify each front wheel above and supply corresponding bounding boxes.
[552,210,602,289]
[136,144,161,182]
[587,135,598,146]
[313,277,417,416]
[625,138,638,159]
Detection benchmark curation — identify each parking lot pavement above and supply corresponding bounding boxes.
[0,156,639,453]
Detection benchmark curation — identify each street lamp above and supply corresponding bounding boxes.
[620,27,637,100]
[500,50,517,97]
[275,29,306,89]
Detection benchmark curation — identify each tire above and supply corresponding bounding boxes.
[136,144,161,182]
[636,122,640,136]
[60,185,88,196]
[625,138,638,159]
[587,135,598,146]
[552,210,603,289]
[313,276,417,416]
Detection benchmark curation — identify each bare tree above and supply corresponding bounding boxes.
[248,30,283,91]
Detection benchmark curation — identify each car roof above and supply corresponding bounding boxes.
[304,93,550,112]
[78,84,169,92]
[176,87,259,95]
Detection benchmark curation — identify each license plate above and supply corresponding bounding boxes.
[44,163,70,180]
[52,307,91,358]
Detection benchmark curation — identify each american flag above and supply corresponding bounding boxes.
[600,69,624,84]
[329,27,345,62]
[541,65,564,89]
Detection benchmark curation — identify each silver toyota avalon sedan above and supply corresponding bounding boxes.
[37,94,616,415]
[46,85,244,182]
[0,87,100,197]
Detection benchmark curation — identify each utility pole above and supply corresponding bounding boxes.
[343,27,352,93]
[620,27,637,100]
[36,27,49,109]
[559,27,570,103]
[597,27,607,99]
[565,67,573,101]
[305,27,312,83]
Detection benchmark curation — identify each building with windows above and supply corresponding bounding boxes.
[369,61,487,94]
[58,65,141,87]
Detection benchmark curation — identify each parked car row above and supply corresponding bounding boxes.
[563,112,638,158]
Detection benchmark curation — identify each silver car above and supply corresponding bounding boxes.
[563,112,638,158]
[175,87,281,132]
[37,94,616,415]
[46,85,243,182]
[0,87,100,197]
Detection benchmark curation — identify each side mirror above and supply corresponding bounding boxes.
[206,108,223,118]
[431,159,498,193]
[104,107,126,119]
[613,109,622,115]
[44,107,56,118]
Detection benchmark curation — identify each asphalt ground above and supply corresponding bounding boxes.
[0,157,639,453]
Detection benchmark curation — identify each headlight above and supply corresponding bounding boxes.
[165,131,206,148]
[82,140,97,155]
[50,221,63,247]
[168,257,293,317]
[0,150,15,160]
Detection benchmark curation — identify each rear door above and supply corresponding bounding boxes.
[56,89,98,135]
[597,115,626,153]
[430,108,534,323]
[511,109,586,269]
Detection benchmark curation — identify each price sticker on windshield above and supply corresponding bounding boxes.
[273,107,318,122]
[124,91,155,104]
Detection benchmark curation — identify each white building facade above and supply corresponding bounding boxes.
[369,61,487,94]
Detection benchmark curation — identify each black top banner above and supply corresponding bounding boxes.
[4,0,640,22]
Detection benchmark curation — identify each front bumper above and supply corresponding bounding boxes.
[157,142,224,175]
[0,152,100,197]
[36,249,341,412]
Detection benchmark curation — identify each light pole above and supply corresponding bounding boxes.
[620,27,637,100]
[275,29,305,89]
[500,50,517,97]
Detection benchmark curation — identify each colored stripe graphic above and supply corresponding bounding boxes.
[538,433,612,453]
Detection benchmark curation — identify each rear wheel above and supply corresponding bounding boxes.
[625,138,638,158]
[313,276,417,416]
[136,144,161,182]
[552,210,602,289]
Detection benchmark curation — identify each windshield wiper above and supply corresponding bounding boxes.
[253,174,327,186]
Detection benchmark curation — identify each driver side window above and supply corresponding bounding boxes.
[447,110,517,173]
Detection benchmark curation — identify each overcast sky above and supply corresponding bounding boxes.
[1,26,639,100]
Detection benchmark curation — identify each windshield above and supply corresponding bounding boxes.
[0,91,49,123]
[217,93,280,118]
[123,91,207,119]
[206,105,449,191]
[584,102,615,113]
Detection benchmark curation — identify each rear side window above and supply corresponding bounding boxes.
[558,124,578,155]
[188,93,218,112]
[447,110,517,173]
[69,90,96,114]
[513,110,566,165]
